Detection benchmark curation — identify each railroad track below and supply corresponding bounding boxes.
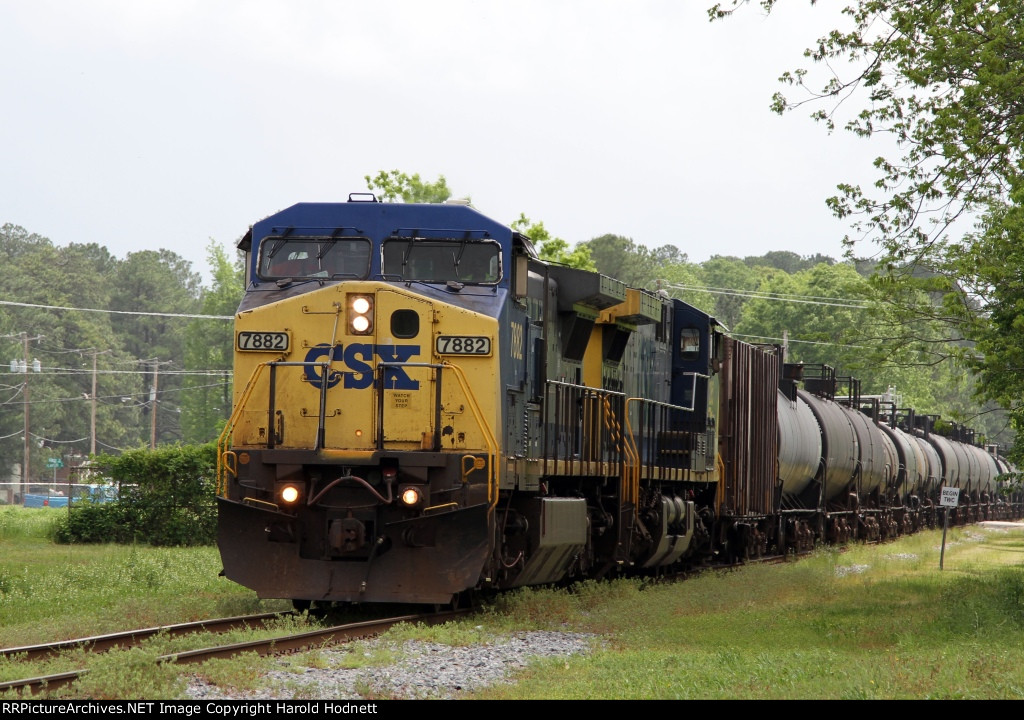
[0,611,291,663]
[0,609,471,697]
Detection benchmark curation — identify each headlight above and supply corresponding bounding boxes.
[399,485,423,508]
[278,483,303,505]
[347,294,374,335]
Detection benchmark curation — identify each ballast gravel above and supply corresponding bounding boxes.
[185,630,598,700]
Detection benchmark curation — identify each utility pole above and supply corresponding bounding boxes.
[83,349,110,457]
[90,350,100,456]
[150,360,159,449]
[22,333,29,501]
[15,333,42,501]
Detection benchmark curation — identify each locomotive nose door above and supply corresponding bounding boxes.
[374,290,436,448]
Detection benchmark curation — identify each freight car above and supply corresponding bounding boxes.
[216,195,1021,608]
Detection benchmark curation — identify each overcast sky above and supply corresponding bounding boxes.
[2,1,875,284]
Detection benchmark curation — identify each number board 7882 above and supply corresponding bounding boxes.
[237,331,290,352]
[435,335,491,356]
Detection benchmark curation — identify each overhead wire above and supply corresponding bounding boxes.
[0,298,232,320]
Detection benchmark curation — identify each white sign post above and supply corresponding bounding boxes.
[939,486,960,570]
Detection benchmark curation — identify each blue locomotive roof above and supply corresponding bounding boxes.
[250,200,514,246]
[242,199,516,290]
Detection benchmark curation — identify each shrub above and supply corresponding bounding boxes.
[53,502,133,543]
[53,443,217,546]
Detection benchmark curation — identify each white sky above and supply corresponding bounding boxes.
[1,1,876,284]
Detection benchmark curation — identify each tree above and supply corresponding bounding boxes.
[364,170,597,269]
[181,241,243,444]
[709,1,1024,257]
[0,227,144,480]
[951,201,1024,446]
[711,0,1024,455]
[45,243,142,457]
[698,255,772,330]
[364,170,455,203]
[655,259,716,316]
[109,250,202,446]
[729,261,1008,440]
[582,234,663,288]
[733,263,865,366]
[511,214,596,270]
[743,250,835,274]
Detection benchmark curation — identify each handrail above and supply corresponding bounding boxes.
[374,361,444,451]
[542,380,626,478]
[442,361,499,509]
[622,397,641,509]
[216,361,272,496]
[218,358,498,508]
[372,360,497,506]
[623,393,702,515]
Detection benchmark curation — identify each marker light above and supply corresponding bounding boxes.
[280,484,300,504]
[347,294,374,335]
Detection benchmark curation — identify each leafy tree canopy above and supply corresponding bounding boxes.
[655,260,716,316]
[182,241,243,444]
[710,0,1024,456]
[699,255,773,329]
[743,250,835,274]
[511,214,596,270]
[365,170,455,204]
[364,170,597,270]
[709,1,1024,260]
[583,234,674,289]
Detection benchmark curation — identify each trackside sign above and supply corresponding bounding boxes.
[939,486,960,571]
[940,487,960,508]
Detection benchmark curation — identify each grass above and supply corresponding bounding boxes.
[0,506,292,699]
[471,524,1024,700]
[0,507,289,648]
[2,505,1024,699]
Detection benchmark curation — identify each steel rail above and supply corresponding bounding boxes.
[0,609,471,697]
[0,611,290,663]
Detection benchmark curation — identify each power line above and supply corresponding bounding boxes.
[0,298,232,320]
[730,332,871,350]
[30,432,89,445]
[17,368,231,377]
[660,282,874,309]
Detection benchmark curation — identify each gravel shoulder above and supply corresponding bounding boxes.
[185,630,599,700]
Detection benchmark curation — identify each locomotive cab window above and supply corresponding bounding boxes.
[383,239,501,284]
[680,328,701,357]
[258,237,371,280]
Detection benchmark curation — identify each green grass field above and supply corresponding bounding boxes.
[2,505,1023,699]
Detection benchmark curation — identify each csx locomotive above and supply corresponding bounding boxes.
[216,195,1020,607]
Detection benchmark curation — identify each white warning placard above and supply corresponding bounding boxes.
[940,486,960,507]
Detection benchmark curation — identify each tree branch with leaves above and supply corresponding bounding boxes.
[711,0,1024,455]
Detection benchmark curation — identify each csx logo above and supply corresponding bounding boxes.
[304,343,421,390]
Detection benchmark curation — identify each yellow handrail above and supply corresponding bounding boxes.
[215,361,271,496]
[442,361,499,509]
[216,359,499,509]
[622,397,641,511]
